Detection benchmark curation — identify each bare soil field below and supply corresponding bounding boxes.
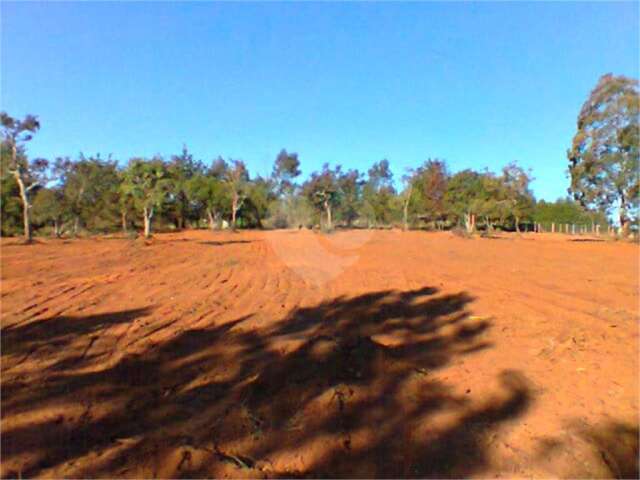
[1,229,638,478]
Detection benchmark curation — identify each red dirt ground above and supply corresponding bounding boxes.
[1,229,638,478]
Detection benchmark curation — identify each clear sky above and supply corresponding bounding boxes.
[1,1,638,201]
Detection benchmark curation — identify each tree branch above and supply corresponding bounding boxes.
[26,182,40,192]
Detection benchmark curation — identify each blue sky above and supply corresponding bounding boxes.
[1,1,638,201]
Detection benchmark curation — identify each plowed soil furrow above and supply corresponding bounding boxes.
[0,230,637,479]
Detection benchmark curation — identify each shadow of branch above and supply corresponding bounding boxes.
[1,287,532,479]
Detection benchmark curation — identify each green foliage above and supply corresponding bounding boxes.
[302,163,342,229]
[1,174,22,236]
[224,159,250,228]
[337,169,363,226]
[54,154,121,233]
[121,157,172,216]
[32,187,68,235]
[533,198,608,227]
[362,159,395,226]
[0,113,46,183]
[244,176,276,228]
[272,149,301,196]
[409,159,450,225]
[500,162,535,230]
[166,145,205,228]
[1,112,47,240]
[186,173,228,222]
[568,74,639,232]
[8,80,637,237]
[444,169,485,223]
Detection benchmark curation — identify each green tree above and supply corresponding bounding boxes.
[0,112,48,242]
[410,159,450,228]
[187,171,227,230]
[54,154,121,235]
[1,173,24,236]
[272,149,301,196]
[224,159,248,229]
[244,176,276,228]
[337,168,363,227]
[362,159,395,227]
[32,187,68,237]
[568,74,639,236]
[118,167,138,235]
[444,169,486,232]
[167,145,204,229]
[501,162,534,232]
[533,198,608,229]
[400,169,416,231]
[121,157,171,238]
[303,163,342,230]
[270,149,301,228]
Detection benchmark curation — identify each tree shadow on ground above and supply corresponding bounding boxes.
[535,420,639,479]
[1,287,532,478]
[1,308,152,358]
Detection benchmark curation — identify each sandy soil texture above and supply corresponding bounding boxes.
[1,230,638,478]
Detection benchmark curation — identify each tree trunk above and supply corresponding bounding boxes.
[484,216,492,233]
[620,217,631,237]
[325,201,333,230]
[143,206,153,238]
[619,200,630,237]
[13,171,32,243]
[515,216,521,233]
[403,204,409,231]
[464,212,475,234]
[73,216,80,237]
[403,185,412,231]
[231,198,237,230]
[207,209,216,231]
[121,211,128,234]
[617,193,630,237]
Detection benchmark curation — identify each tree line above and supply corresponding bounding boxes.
[1,74,636,241]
